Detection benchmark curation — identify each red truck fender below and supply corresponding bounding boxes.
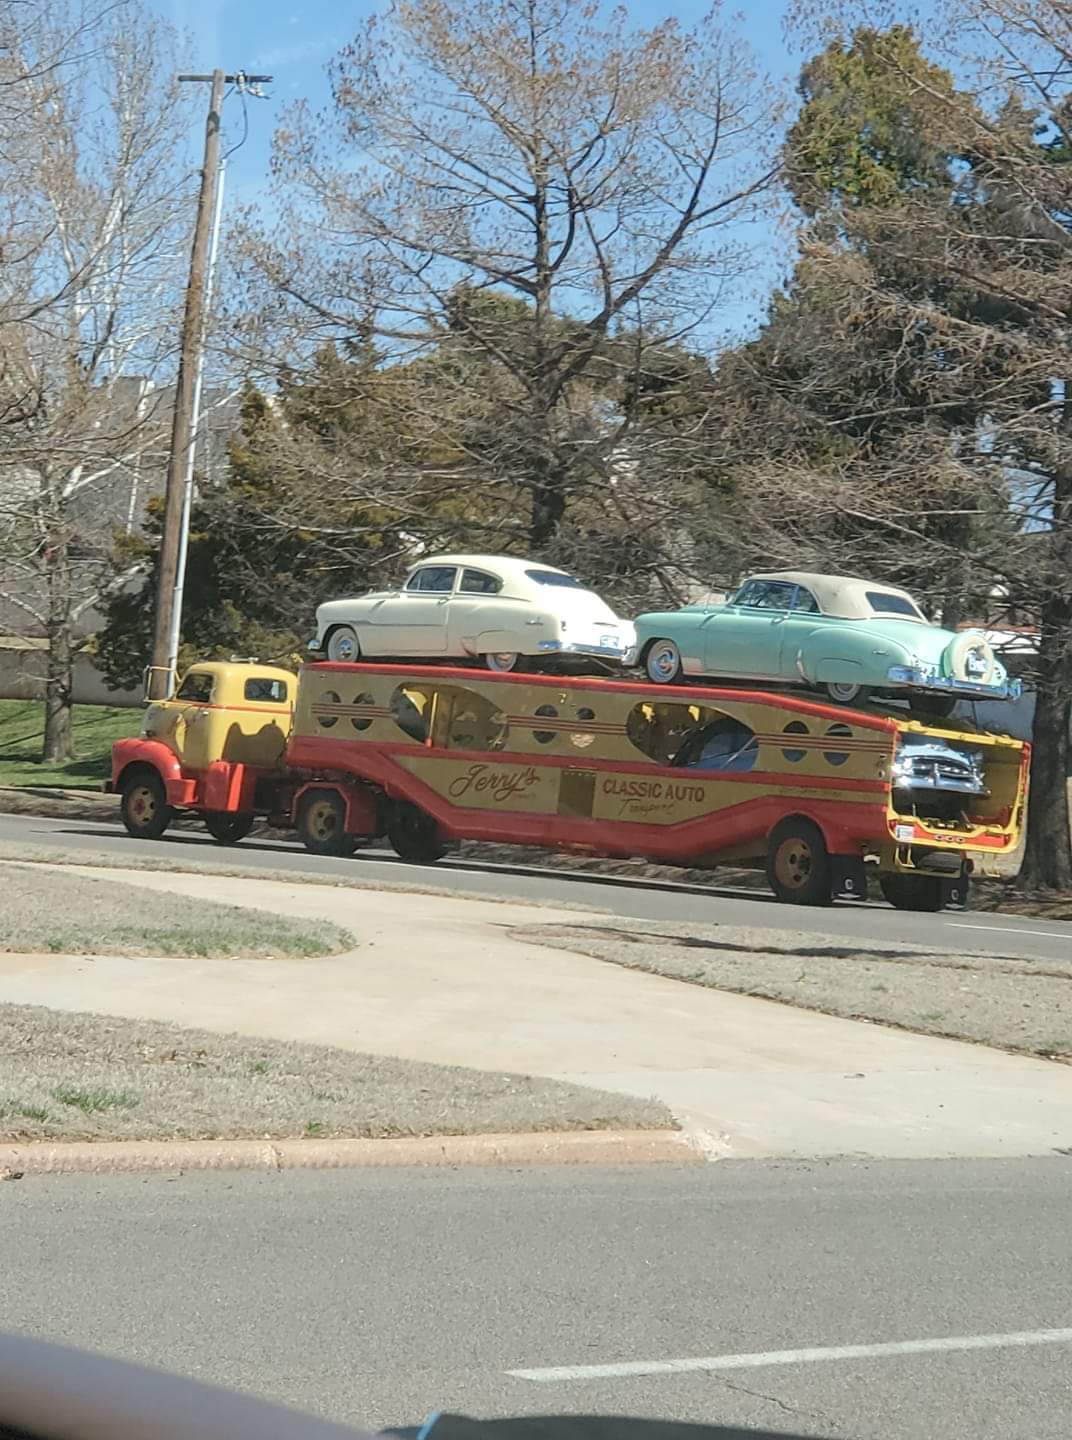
[110,738,192,806]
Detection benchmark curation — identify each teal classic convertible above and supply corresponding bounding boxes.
[630,571,1021,713]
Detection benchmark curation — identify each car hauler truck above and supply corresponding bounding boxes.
[109,660,1029,912]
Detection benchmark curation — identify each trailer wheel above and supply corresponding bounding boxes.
[387,800,447,864]
[120,767,173,841]
[879,872,945,912]
[297,788,358,857]
[203,811,255,846]
[766,817,833,906]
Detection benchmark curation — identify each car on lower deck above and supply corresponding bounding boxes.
[311,554,635,672]
[631,570,1020,714]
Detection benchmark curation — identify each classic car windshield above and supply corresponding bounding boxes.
[525,569,590,590]
[867,590,924,619]
[733,579,796,610]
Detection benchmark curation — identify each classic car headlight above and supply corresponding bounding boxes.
[891,755,915,787]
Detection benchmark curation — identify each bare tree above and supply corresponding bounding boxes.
[0,0,193,760]
[231,0,778,569]
[750,0,1072,890]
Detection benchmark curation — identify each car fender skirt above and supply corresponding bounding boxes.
[812,658,865,684]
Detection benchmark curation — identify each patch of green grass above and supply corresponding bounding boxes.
[0,699,140,789]
[304,1119,328,1137]
[0,1100,51,1123]
[51,1084,140,1114]
[247,1059,271,1076]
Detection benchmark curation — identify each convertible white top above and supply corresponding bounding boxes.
[747,571,926,622]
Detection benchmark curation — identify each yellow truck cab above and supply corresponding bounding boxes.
[111,661,296,844]
[142,661,295,771]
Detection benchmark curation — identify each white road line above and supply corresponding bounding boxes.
[948,923,1065,939]
[508,1327,1072,1383]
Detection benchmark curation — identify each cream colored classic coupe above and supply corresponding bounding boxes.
[311,554,635,671]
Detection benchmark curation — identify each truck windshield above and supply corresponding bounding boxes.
[176,672,214,702]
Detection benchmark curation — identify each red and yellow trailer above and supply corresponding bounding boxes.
[110,660,1029,912]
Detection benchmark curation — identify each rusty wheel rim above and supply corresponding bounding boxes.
[307,799,338,842]
[129,785,156,825]
[774,836,813,891]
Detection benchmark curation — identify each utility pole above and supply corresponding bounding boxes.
[147,69,271,700]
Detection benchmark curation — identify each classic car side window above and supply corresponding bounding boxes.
[734,580,795,610]
[791,587,820,614]
[406,566,457,593]
[459,568,503,595]
[525,569,588,590]
[866,590,923,619]
[176,671,214,702]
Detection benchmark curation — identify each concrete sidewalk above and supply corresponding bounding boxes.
[3,864,1072,1160]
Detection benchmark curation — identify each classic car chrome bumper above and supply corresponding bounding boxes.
[537,638,631,659]
[886,665,1023,700]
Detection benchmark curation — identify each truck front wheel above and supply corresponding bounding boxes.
[120,768,173,840]
[297,788,358,857]
[203,812,255,845]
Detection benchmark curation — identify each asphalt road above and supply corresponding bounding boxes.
[1,811,1069,962]
[3,1159,1072,1440]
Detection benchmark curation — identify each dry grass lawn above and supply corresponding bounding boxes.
[0,1003,672,1142]
[0,862,352,958]
[517,919,1072,1061]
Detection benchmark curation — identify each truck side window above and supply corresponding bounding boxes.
[244,678,288,703]
[176,672,214,702]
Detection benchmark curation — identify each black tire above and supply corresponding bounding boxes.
[879,872,945,912]
[907,693,957,720]
[297,788,358,857]
[766,817,833,906]
[824,681,871,707]
[203,811,255,845]
[387,800,447,864]
[119,767,173,840]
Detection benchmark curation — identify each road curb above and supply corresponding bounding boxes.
[0,1128,699,1177]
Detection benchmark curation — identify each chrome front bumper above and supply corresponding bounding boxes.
[887,666,1023,700]
[537,638,631,660]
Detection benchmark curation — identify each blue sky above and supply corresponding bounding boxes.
[160,0,803,337]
